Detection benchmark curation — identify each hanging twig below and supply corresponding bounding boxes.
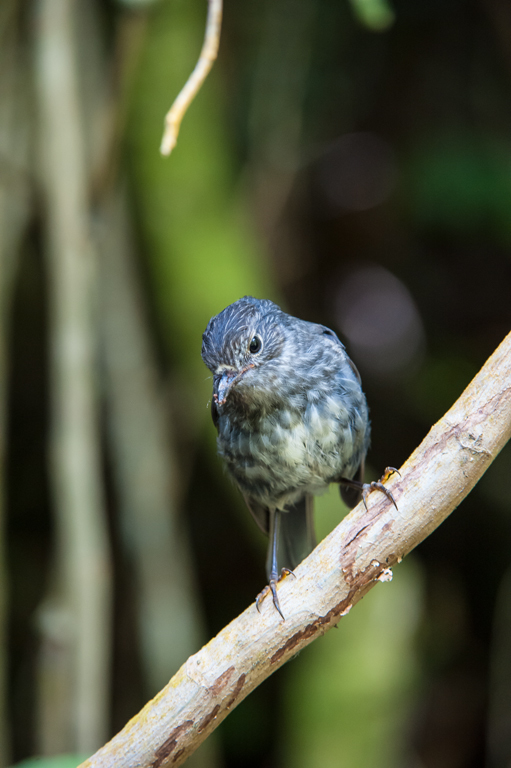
[79,330,511,767]
[160,0,222,156]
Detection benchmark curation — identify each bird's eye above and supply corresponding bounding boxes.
[249,335,263,354]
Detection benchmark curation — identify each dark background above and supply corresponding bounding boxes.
[2,0,511,765]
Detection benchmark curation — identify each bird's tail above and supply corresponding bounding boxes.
[267,494,316,578]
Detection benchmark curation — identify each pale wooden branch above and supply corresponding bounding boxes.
[80,330,511,768]
[160,0,222,156]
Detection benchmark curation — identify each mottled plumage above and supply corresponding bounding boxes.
[202,296,374,617]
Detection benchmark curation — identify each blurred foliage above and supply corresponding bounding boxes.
[10,757,90,768]
[405,132,511,242]
[282,562,422,768]
[3,0,511,765]
[128,0,274,406]
[282,489,423,768]
[348,0,395,31]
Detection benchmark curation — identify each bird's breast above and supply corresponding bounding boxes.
[215,392,367,508]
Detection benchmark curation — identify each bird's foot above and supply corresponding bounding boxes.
[361,466,400,511]
[255,568,295,620]
[339,467,400,510]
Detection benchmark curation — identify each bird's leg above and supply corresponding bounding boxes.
[339,467,400,511]
[255,509,292,620]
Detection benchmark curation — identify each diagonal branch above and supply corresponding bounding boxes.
[80,330,511,768]
[160,0,223,156]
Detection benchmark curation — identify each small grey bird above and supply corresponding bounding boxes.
[202,296,395,618]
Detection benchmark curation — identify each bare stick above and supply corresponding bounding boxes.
[160,0,222,156]
[80,330,511,768]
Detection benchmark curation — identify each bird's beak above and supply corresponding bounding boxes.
[214,369,236,405]
[214,363,254,406]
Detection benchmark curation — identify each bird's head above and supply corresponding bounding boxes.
[201,296,286,407]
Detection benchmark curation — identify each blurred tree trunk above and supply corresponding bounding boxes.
[34,0,112,753]
[98,188,205,688]
[31,0,219,760]
[91,4,219,759]
[96,187,219,768]
[0,3,32,763]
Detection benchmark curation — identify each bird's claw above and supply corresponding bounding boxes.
[255,568,295,620]
[381,466,400,483]
[362,466,400,511]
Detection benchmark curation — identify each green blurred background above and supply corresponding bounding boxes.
[1,0,511,765]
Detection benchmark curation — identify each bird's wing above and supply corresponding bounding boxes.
[242,495,270,534]
[318,324,362,384]
[339,459,364,509]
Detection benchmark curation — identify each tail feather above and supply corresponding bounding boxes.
[271,494,316,578]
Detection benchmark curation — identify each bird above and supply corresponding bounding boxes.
[201,296,396,619]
